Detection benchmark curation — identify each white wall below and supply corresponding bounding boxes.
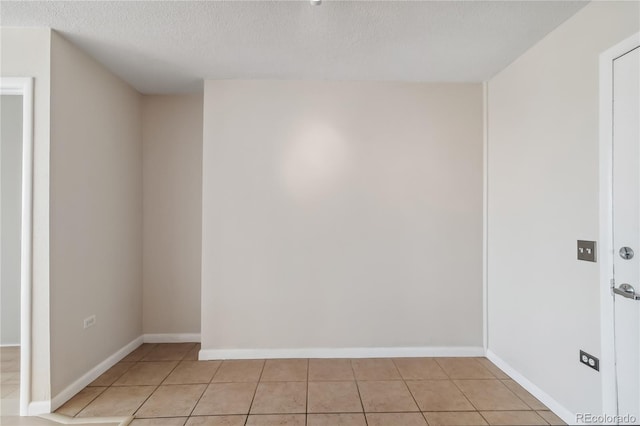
[487,0,640,417]
[0,27,52,403]
[202,81,483,354]
[0,95,23,346]
[49,32,142,396]
[142,95,202,335]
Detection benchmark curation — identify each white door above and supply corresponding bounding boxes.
[612,45,640,423]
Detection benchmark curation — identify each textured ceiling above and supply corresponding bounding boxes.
[1,1,588,93]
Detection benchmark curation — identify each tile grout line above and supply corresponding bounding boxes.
[305,358,309,426]
[432,358,452,380]
[447,364,489,414]
[445,359,548,423]
[73,343,165,419]
[130,343,158,363]
[75,346,162,417]
[499,378,549,411]
[131,345,191,419]
[184,351,219,421]
[435,358,511,425]
[349,359,369,426]
[65,386,107,418]
[476,410,551,426]
[244,359,267,426]
[392,358,430,425]
[433,354,473,413]
[69,345,144,417]
[207,357,222,385]
[450,360,537,412]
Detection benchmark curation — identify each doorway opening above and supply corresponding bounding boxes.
[0,77,33,417]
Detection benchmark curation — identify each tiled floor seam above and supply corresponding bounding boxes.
[244,359,266,426]
[184,377,211,419]
[74,386,108,417]
[88,360,135,388]
[392,356,435,423]
[478,410,552,426]
[456,377,536,413]
[305,359,310,426]
[131,355,184,419]
[500,379,547,411]
[74,344,154,416]
[186,355,220,411]
[399,376,430,424]
[349,359,369,426]
[469,410,491,426]
[432,358,448,379]
[178,348,221,419]
[447,375,483,414]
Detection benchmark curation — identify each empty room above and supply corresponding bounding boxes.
[0,1,639,425]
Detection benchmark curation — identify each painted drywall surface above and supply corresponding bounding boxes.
[49,32,142,396]
[487,1,639,416]
[202,81,483,351]
[1,95,23,346]
[0,27,52,402]
[142,95,202,334]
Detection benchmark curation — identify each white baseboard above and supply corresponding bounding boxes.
[42,334,198,414]
[39,413,133,425]
[486,349,575,425]
[0,343,20,347]
[142,333,201,343]
[28,400,51,416]
[200,346,485,360]
[49,336,144,413]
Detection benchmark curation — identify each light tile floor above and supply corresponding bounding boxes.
[49,343,567,426]
[0,346,20,417]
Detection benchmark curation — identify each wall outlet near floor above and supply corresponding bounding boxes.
[83,315,96,329]
[580,350,599,371]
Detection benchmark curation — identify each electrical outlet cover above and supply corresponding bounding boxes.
[577,240,597,262]
[579,350,599,371]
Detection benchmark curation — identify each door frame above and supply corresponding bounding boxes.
[0,77,34,416]
[599,32,640,419]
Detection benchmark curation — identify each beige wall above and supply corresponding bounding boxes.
[49,32,142,396]
[1,95,23,346]
[487,1,640,416]
[202,81,483,353]
[0,27,52,402]
[142,95,203,334]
